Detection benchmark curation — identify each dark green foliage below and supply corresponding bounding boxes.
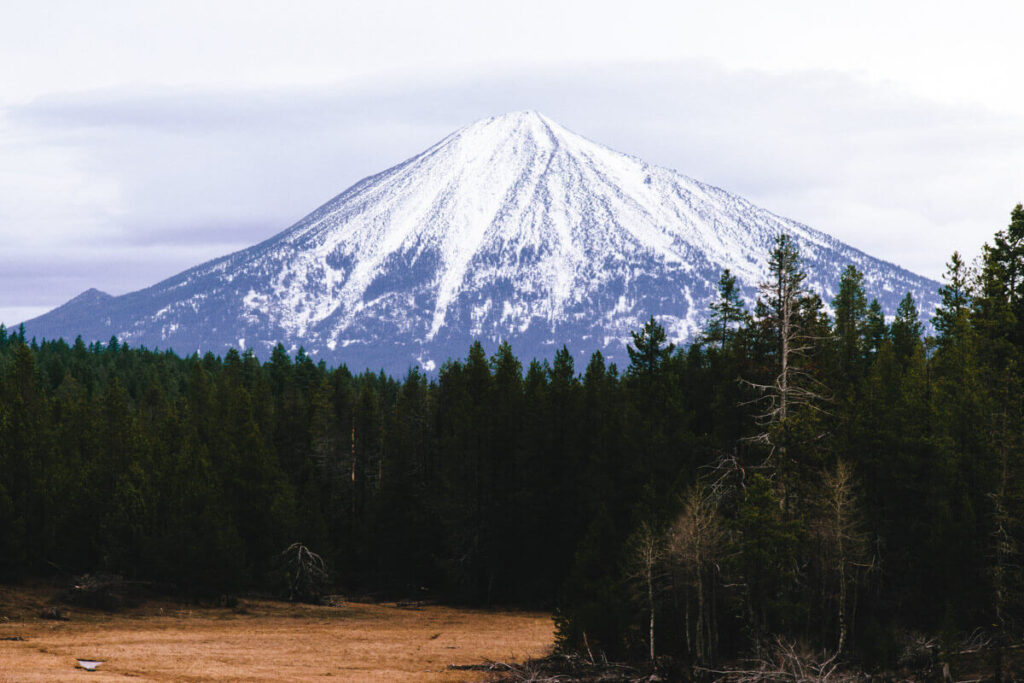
[628,316,675,379]
[833,264,869,379]
[891,292,923,363]
[733,474,801,638]
[934,251,971,343]
[865,298,887,357]
[3,205,1024,669]
[704,268,750,350]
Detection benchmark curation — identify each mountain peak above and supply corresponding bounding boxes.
[445,110,583,156]
[25,115,939,373]
[476,110,554,128]
[490,109,548,122]
[62,288,112,307]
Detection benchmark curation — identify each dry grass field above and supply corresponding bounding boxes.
[0,585,554,682]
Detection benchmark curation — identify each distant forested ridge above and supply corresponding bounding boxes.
[2,205,1024,672]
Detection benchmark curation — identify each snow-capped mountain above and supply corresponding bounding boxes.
[24,111,939,373]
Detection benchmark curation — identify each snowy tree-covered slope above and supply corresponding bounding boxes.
[24,111,939,373]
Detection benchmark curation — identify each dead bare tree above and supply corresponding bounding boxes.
[740,234,831,466]
[281,542,329,603]
[626,521,664,664]
[665,485,726,665]
[812,461,870,655]
[702,450,747,504]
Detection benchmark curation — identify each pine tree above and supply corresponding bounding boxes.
[991,204,1024,344]
[705,269,749,350]
[891,293,923,363]
[864,299,887,358]
[934,251,972,345]
[833,264,868,378]
[931,251,990,620]
[628,316,675,379]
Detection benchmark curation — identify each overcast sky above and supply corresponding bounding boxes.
[2,1,1023,325]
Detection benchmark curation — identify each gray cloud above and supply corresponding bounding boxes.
[2,62,1022,325]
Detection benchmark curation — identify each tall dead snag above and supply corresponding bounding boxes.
[742,234,830,465]
[626,521,664,663]
[813,461,869,655]
[665,485,725,665]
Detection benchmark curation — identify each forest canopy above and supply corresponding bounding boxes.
[2,204,1024,671]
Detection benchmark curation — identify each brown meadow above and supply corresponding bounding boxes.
[0,586,553,682]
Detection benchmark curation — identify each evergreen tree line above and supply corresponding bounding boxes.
[1,205,1023,669]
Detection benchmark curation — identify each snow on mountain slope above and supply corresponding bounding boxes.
[24,111,940,373]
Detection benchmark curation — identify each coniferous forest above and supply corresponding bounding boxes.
[2,205,1024,672]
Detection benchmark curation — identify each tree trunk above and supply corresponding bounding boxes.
[648,569,655,663]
